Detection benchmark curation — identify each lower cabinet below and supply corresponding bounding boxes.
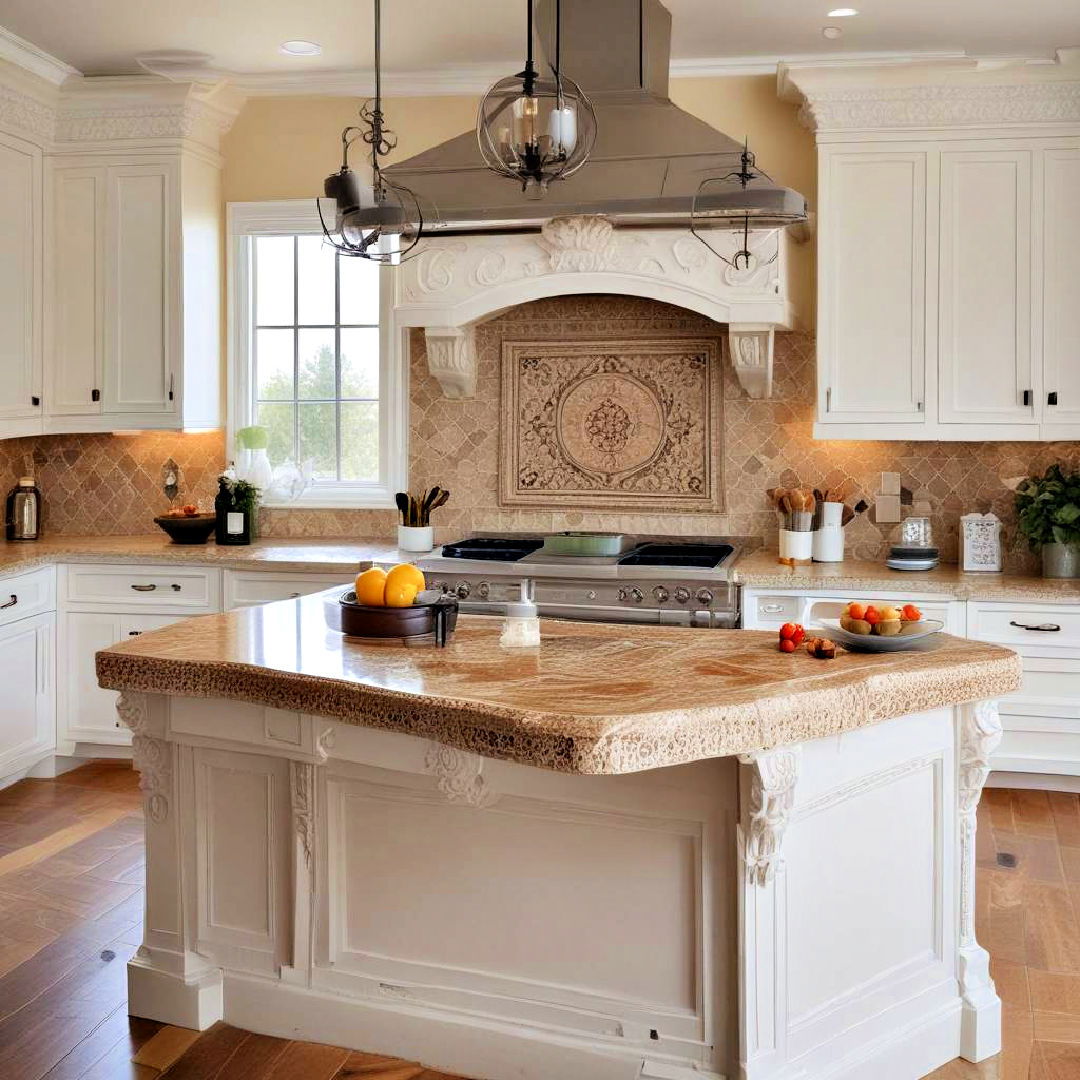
[62,610,187,747]
[0,612,55,779]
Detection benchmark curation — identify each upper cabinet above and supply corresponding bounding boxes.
[0,71,239,440]
[783,59,1080,441]
[0,130,43,437]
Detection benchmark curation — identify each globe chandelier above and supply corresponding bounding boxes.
[476,0,597,195]
[318,0,424,264]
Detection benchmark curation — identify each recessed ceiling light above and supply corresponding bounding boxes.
[827,7,859,15]
[821,25,844,39]
[279,40,322,56]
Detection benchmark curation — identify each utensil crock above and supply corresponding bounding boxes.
[398,525,434,553]
[1043,542,1080,579]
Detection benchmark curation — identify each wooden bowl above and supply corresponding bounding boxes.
[153,513,217,545]
[324,590,459,645]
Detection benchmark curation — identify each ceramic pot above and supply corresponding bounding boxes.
[1043,542,1080,579]
[398,525,434,553]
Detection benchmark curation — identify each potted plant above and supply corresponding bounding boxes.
[1014,465,1080,578]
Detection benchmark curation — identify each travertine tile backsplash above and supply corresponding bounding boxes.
[2,294,1078,571]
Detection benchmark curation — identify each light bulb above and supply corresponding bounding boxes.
[513,93,540,149]
[548,104,577,155]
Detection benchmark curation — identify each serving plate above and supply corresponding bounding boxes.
[818,618,945,652]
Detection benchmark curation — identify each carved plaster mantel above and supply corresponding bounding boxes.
[397,215,795,401]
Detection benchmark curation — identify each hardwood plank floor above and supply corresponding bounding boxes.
[2,763,1079,1078]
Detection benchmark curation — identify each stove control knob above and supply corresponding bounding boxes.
[618,587,644,604]
[695,588,714,606]
[674,586,691,604]
[455,581,470,599]
[652,585,670,603]
[477,582,490,599]
[586,590,598,601]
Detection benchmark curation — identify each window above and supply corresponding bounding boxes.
[228,201,404,508]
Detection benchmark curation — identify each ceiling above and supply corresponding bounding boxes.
[1,0,1078,81]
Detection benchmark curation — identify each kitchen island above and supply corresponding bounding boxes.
[96,597,1021,1080]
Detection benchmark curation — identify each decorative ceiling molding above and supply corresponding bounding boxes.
[0,80,56,142]
[0,24,78,86]
[790,80,1080,132]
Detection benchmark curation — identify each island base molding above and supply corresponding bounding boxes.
[117,692,1004,1080]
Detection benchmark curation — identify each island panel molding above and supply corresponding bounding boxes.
[500,338,724,513]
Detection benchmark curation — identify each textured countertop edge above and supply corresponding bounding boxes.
[94,647,1023,777]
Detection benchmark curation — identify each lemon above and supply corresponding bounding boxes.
[384,580,420,607]
[385,563,425,595]
[354,567,388,606]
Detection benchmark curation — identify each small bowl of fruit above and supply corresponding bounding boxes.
[324,563,458,645]
[821,601,944,652]
[153,505,217,544]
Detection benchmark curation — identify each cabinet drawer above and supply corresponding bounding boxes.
[223,571,349,611]
[65,563,220,612]
[0,566,55,628]
[969,603,1080,654]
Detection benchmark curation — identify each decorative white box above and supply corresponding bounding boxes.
[961,513,1002,572]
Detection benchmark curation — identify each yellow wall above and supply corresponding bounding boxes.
[221,76,816,324]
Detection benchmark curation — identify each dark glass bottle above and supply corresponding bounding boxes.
[214,478,251,546]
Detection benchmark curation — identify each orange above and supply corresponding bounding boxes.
[354,567,388,606]
[385,563,425,595]
[384,579,420,608]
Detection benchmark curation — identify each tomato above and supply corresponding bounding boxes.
[778,638,796,653]
[902,603,922,621]
[780,623,797,640]
[791,626,806,644]
[864,608,882,625]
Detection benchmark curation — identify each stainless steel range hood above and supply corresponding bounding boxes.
[385,0,807,235]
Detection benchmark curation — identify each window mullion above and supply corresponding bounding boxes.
[292,237,300,464]
[335,253,343,482]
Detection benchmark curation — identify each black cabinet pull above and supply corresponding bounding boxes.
[128,630,142,636]
[91,388,100,402]
[1009,620,1061,632]
[0,595,17,610]
[30,396,40,407]
[1022,389,1033,407]
[1049,391,1059,406]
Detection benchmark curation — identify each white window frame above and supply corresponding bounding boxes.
[226,199,406,509]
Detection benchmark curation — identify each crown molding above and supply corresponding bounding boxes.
[0,24,78,86]
[670,50,968,80]
[0,79,57,143]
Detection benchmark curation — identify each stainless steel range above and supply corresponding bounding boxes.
[415,536,742,628]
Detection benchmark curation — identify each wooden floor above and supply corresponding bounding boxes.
[2,766,1080,1079]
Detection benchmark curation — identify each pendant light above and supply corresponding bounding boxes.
[318,0,424,264]
[690,142,804,268]
[476,0,597,195]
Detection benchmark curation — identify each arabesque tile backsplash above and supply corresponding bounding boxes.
[2,294,1077,571]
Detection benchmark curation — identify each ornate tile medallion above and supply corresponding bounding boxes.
[499,337,724,512]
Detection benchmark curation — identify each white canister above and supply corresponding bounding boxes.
[812,502,845,563]
[961,513,1002,572]
[398,525,434,553]
[779,529,813,563]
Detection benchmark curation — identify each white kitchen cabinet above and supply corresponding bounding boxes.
[61,609,187,747]
[938,150,1035,428]
[0,612,55,782]
[1040,147,1080,437]
[44,153,220,433]
[817,151,927,426]
[812,138,1079,441]
[223,570,351,610]
[0,130,43,438]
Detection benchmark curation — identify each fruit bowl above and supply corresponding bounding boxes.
[819,618,945,652]
[153,513,217,545]
[324,590,458,645]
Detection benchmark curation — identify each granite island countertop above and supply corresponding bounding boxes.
[96,593,1022,775]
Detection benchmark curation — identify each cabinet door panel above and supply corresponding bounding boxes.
[0,133,41,422]
[63,611,186,744]
[939,150,1034,425]
[819,152,926,422]
[105,166,175,415]
[1042,148,1080,431]
[0,614,54,775]
[48,168,105,416]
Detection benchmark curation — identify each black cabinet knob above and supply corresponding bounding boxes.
[30,396,40,407]
[1049,391,1059,406]
[1023,389,1033,407]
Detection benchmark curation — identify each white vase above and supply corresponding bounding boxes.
[398,525,434,553]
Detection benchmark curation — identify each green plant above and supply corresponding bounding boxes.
[1015,465,1080,552]
[218,476,262,539]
